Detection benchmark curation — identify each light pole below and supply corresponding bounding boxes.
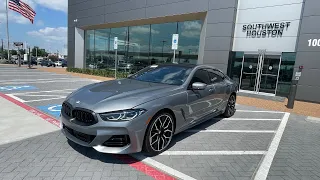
[161,40,166,62]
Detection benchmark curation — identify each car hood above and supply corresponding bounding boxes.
[66,79,180,113]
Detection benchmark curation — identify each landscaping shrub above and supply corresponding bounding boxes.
[66,67,128,79]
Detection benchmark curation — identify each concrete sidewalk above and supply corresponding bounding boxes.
[0,96,58,145]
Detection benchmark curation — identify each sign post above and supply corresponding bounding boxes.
[28,46,31,69]
[114,37,118,79]
[14,42,23,67]
[172,34,179,63]
[287,66,303,109]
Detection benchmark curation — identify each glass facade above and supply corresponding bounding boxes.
[276,52,296,96]
[228,51,296,97]
[84,20,202,73]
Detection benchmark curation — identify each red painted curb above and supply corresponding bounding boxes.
[0,92,60,127]
[115,155,176,180]
[0,92,176,180]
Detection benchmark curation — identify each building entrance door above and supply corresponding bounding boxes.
[239,51,282,96]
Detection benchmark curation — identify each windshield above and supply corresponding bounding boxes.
[129,65,193,85]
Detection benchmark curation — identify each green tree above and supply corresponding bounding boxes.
[18,49,25,55]
[32,48,48,57]
[2,50,7,59]
[32,46,38,56]
[10,50,17,55]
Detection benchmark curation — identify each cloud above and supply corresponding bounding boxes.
[36,20,44,26]
[181,31,201,38]
[130,26,159,34]
[33,0,67,13]
[183,21,201,30]
[181,21,202,38]
[27,27,67,42]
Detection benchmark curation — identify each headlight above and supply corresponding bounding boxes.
[99,109,146,121]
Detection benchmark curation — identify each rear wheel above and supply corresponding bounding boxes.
[143,113,174,156]
[223,94,236,118]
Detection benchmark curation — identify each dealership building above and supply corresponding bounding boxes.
[68,0,320,103]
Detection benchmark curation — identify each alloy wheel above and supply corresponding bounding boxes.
[227,95,236,115]
[149,114,174,152]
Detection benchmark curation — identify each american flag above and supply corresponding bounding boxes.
[8,0,36,24]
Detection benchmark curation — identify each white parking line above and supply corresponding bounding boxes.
[254,112,290,180]
[0,78,74,82]
[159,151,266,155]
[0,72,54,74]
[0,79,92,85]
[6,94,26,102]
[17,94,65,97]
[220,118,282,121]
[24,97,66,102]
[131,154,197,180]
[8,89,76,95]
[185,130,276,133]
[236,110,285,113]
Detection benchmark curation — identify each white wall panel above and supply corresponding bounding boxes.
[233,37,298,52]
[237,3,303,23]
[234,20,300,38]
[75,28,84,68]
[233,0,303,52]
[238,0,303,10]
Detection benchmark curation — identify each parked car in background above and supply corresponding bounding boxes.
[41,60,56,67]
[118,63,133,72]
[62,60,67,67]
[31,58,38,66]
[47,61,56,67]
[55,60,62,66]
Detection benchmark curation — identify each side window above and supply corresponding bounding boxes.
[207,69,224,84]
[190,69,210,85]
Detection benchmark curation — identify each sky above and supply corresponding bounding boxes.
[0,0,67,55]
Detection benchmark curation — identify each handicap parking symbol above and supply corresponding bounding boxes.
[0,85,37,92]
[37,105,62,119]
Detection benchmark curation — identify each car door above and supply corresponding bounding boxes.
[186,69,213,125]
[207,69,227,111]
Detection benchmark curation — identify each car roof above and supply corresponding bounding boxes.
[155,63,197,68]
[154,63,223,73]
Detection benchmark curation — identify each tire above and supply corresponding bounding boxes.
[143,112,175,156]
[223,94,236,118]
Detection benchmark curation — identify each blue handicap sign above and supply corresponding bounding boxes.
[0,85,37,92]
[174,39,177,43]
[37,104,62,119]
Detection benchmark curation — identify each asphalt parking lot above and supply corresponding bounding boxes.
[0,65,319,180]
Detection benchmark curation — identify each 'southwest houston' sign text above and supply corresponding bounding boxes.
[243,22,291,38]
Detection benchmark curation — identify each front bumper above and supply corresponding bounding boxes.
[60,112,148,154]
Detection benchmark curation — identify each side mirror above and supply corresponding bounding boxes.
[192,82,207,90]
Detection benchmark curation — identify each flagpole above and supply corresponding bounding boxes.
[6,0,10,61]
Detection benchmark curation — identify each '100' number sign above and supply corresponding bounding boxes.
[308,39,320,47]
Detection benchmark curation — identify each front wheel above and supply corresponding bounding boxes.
[143,112,175,156]
[223,94,236,118]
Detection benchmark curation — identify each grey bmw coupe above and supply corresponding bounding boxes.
[60,64,238,155]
